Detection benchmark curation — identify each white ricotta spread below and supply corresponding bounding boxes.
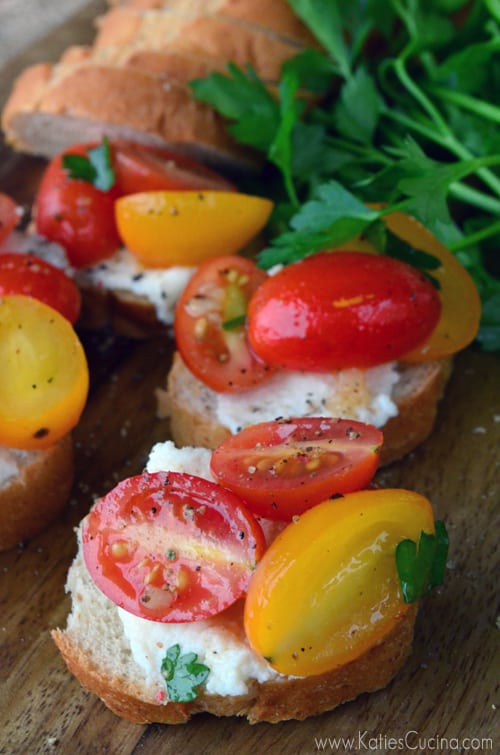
[2,233,194,327]
[0,446,38,486]
[109,441,282,698]
[214,362,400,433]
[74,248,194,326]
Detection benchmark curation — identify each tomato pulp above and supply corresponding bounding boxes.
[82,471,266,622]
[210,418,383,520]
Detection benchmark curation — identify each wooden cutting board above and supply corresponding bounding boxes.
[1,4,498,753]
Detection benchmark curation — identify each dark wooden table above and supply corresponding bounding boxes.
[1,4,499,754]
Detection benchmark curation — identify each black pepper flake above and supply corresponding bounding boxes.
[132,273,144,282]
[33,427,49,439]
[238,531,245,539]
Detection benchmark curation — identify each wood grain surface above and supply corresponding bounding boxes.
[0,4,499,754]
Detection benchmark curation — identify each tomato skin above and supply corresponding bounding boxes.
[175,255,276,392]
[115,191,274,267]
[247,251,441,370]
[244,488,435,677]
[0,253,81,323]
[112,142,236,194]
[210,418,382,520]
[35,144,122,268]
[82,471,266,623]
[0,295,89,450]
[0,193,19,245]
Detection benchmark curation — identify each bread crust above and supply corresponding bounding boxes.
[160,352,453,465]
[0,434,74,550]
[52,596,417,724]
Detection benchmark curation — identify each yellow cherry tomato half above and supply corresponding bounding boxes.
[244,488,435,677]
[115,190,274,267]
[0,295,89,450]
[338,210,480,362]
[381,212,481,361]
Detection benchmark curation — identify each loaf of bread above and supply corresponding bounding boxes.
[1,0,315,170]
[160,353,453,465]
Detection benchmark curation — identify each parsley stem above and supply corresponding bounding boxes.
[449,182,500,216]
[425,85,500,125]
[449,219,500,251]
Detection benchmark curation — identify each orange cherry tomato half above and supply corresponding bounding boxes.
[0,253,81,323]
[115,191,274,267]
[175,255,275,392]
[244,488,436,677]
[82,471,266,623]
[380,211,481,361]
[210,418,383,521]
[0,295,89,450]
[0,193,19,245]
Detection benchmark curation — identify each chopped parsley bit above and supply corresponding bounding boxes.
[160,644,210,703]
[62,136,116,191]
[396,521,449,604]
[166,549,177,560]
[222,314,247,330]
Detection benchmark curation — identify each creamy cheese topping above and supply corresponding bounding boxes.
[107,441,283,697]
[74,248,194,326]
[214,362,400,433]
[0,231,72,272]
[0,446,39,486]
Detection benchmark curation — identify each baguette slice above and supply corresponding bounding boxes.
[0,434,74,551]
[52,529,417,724]
[160,353,453,465]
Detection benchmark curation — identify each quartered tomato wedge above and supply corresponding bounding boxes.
[0,295,89,449]
[112,142,236,193]
[115,191,273,267]
[82,471,266,623]
[247,251,441,370]
[175,255,275,392]
[380,211,481,361]
[244,488,436,677]
[210,418,383,520]
[0,193,19,245]
[0,253,81,323]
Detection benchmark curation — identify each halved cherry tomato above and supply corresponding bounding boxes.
[112,142,236,194]
[380,211,481,361]
[175,255,275,392]
[210,418,382,520]
[0,295,89,449]
[0,253,81,323]
[244,488,435,677]
[247,251,441,370]
[82,471,266,623]
[0,193,19,245]
[35,143,122,268]
[115,191,274,267]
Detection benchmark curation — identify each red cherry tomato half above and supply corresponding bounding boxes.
[0,193,19,245]
[247,251,441,370]
[112,142,236,194]
[0,253,81,323]
[175,255,275,392]
[82,471,266,623]
[210,418,383,521]
[35,144,122,268]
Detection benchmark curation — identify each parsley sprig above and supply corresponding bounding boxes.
[62,137,116,191]
[190,0,500,349]
[160,644,210,702]
[396,520,449,604]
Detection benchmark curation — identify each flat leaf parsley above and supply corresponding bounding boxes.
[160,644,210,703]
[190,0,500,349]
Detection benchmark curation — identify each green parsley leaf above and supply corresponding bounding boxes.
[62,136,115,191]
[396,521,449,604]
[160,644,210,703]
[222,314,247,331]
